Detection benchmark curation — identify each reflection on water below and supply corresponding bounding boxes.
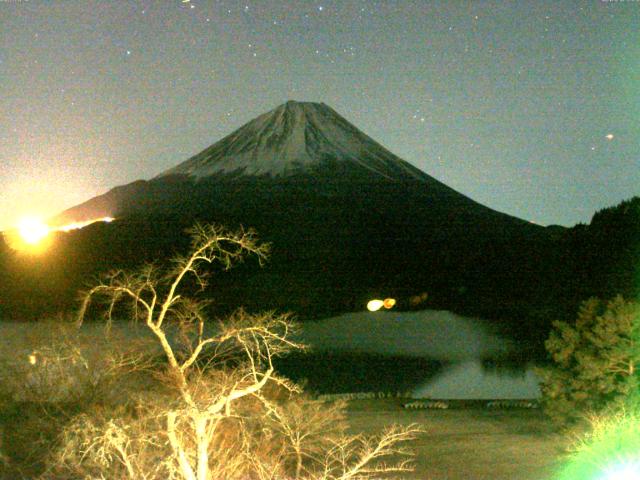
[412,360,541,399]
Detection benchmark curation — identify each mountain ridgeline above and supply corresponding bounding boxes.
[1,101,637,347]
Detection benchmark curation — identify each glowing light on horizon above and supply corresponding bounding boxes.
[5,216,115,253]
[17,217,50,245]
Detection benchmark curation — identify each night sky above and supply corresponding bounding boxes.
[2,0,638,230]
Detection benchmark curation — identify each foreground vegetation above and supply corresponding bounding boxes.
[0,224,421,479]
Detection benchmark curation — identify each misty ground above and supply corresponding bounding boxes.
[344,399,566,480]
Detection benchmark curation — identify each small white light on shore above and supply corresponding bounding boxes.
[28,353,37,365]
[367,299,384,312]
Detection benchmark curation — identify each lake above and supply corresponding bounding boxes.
[286,309,541,399]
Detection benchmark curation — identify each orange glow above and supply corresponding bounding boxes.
[383,298,396,309]
[409,292,428,306]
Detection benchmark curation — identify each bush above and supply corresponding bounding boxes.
[0,317,154,478]
[538,296,640,426]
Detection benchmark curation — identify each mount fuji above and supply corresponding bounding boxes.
[8,101,558,334]
[55,101,532,225]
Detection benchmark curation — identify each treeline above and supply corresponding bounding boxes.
[0,196,638,353]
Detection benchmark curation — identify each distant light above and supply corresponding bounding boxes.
[28,353,37,365]
[409,292,429,306]
[18,217,50,245]
[606,133,614,140]
[367,299,384,312]
[383,298,396,309]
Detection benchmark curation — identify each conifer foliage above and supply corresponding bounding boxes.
[538,296,640,425]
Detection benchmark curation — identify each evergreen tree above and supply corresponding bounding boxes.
[538,295,640,426]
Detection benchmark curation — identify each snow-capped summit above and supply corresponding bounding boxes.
[158,101,428,181]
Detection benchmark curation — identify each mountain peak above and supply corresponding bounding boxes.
[157,101,428,181]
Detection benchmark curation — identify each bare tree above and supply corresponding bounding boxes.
[54,223,422,480]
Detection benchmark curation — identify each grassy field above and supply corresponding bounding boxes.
[0,398,570,480]
[343,399,567,480]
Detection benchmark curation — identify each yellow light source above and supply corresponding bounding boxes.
[3,216,53,253]
[367,299,384,312]
[4,214,116,253]
[383,298,396,309]
[17,217,50,245]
